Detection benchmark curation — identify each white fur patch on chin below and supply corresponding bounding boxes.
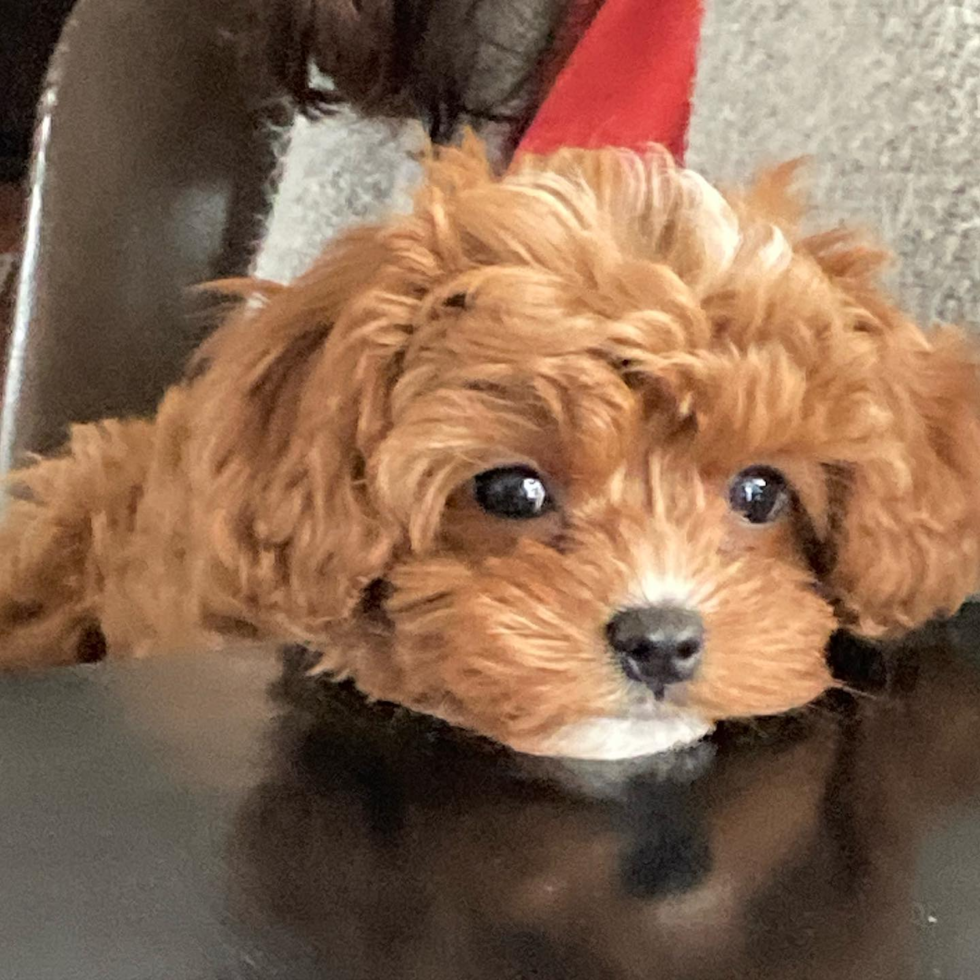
[518,704,712,761]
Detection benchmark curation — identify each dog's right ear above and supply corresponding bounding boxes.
[187,225,424,642]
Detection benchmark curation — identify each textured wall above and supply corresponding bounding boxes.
[686,0,980,329]
[259,0,980,332]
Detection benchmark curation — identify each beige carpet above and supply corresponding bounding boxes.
[686,0,980,330]
[259,0,980,335]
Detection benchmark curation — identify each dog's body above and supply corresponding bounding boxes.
[2,140,979,759]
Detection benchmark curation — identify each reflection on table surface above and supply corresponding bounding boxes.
[229,614,980,980]
[4,610,980,979]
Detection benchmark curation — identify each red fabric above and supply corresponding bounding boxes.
[517,0,704,163]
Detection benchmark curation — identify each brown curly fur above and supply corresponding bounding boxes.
[2,137,979,756]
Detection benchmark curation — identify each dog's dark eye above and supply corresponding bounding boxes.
[728,466,790,524]
[473,466,553,520]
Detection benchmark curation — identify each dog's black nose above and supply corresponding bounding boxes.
[607,606,704,694]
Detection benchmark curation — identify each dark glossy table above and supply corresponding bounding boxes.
[4,611,980,980]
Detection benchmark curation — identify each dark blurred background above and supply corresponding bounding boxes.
[1,0,76,333]
[1,0,77,182]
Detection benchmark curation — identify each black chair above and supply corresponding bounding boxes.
[0,0,293,469]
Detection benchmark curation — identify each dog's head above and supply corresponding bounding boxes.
[190,138,980,759]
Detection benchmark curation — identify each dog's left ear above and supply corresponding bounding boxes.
[185,225,421,641]
[815,238,980,634]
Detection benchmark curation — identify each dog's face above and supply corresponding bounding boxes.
[193,140,980,759]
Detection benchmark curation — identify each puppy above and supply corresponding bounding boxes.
[2,137,979,760]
